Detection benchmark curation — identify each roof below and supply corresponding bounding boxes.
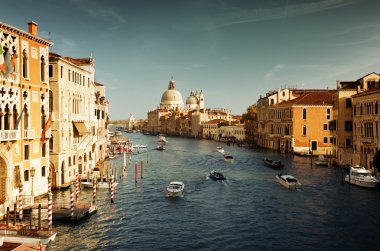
[352,87,380,98]
[63,57,93,66]
[203,119,228,125]
[0,21,53,46]
[275,91,334,108]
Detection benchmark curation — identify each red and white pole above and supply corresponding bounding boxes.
[48,192,53,231]
[48,176,51,193]
[18,183,23,220]
[110,175,115,203]
[75,172,79,199]
[93,178,97,205]
[70,184,74,219]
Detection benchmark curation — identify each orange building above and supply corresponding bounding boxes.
[258,90,334,155]
[0,21,52,215]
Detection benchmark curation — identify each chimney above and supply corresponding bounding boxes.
[28,21,38,35]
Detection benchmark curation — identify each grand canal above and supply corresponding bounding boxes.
[48,133,380,251]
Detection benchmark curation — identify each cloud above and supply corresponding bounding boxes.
[218,0,357,27]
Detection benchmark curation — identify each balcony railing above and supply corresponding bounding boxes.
[0,130,19,141]
[23,129,35,139]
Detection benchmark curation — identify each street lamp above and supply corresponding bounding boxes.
[30,167,36,197]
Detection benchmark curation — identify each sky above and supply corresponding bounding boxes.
[2,0,380,119]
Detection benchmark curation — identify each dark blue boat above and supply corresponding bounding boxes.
[209,170,226,180]
[263,158,284,169]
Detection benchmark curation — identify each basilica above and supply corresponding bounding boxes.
[147,78,240,138]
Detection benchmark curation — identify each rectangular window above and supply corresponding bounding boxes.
[68,69,71,81]
[42,143,46,157]
[24,145,29,160]
[302,108,307,120]
[326,108,331,120]
[270,99,274,105]
[60,66,63,78]
[323,124,328,130]
[302,125,307,136]
[346,98,352,108]
[345,121,353,131]
[323,137,328,143]
[24,170,29,182]
[345,138,352,147]
[311,140,317,151]
[49,65,53,78]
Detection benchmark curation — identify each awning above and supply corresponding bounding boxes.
[73,122,89,136]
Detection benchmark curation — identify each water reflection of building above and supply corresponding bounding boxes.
[147,78,237,138]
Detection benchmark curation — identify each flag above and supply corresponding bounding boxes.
[42,112,53,142]
[103,99,109,106]
[4,49,13,77]
[15,106,25,129]
[9,52,17,77]
[0,46,5,73]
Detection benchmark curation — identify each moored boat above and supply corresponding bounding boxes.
[263,158,284,168]
[81,180,119,189]
[166,181,184,197]
[276,173,301,189]
[209,170,226,180]
[314,155,328,166]
[345,165,379,188]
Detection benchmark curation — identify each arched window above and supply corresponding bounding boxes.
[302,108,307,120]
[23,105,29,129]
[12,105,17,130]
[41,166,46,177]
[49,90,53,114]
[41,55,46,82]
[4,104,10,130]
[41,106,46,130]
[22,49,28,79]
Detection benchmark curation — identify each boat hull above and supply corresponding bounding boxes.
[276,176,301,189]
[344,176,378,188]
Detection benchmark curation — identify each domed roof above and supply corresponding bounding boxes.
[186,95,198,105]
[160,78,183,107]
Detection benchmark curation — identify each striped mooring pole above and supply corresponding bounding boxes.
[48,176,52,193]
[110,175,115,203]
[75,172,80,198]
[93,177,97,205]
[48,192,53,231]
[70,184,75,218]
[18,183,23,220]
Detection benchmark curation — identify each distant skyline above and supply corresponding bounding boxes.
[3,0,380,119]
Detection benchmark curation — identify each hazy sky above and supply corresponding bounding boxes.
[3,0,380,119]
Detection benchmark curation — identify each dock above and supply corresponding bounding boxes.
[52,203,97,222]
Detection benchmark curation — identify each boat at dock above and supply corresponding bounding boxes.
[53,203,97,222]
[314,155,329,166]
[345,165,379,188]
[81,180,119,189]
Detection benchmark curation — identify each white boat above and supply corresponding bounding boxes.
[158,135,168,144]
[314,155,328,166]
[345,165,379,188]
[166,181,184,197]
[82,181,119,189]
[216,146,225,153]
[276,173,302,189]
[132,144,147,148]
[157,144,165,150]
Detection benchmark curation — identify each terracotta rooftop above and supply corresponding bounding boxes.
[63,57,93,66]
[275,91,334,107]
[352,87,380,98]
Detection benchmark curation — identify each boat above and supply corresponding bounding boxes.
[314,155,328,166]
[156,144,165,150]
[345,165,379,188]
[132,144,147,148]
[216,146,225,153]
[276,173,302,189]
[223,154,233,161]
[166,181,185,197]
[263,158,284,168]
[209,170,226,180]
[158,135,168,144]
[81,179,119,189]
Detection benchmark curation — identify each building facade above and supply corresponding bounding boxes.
[0,21,52,215]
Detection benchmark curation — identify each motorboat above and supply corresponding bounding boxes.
[216,146,225,153]
[158,135,168,144]
[132,144,147,148]
[223,154,233,161]
[345,165,379,188]
[209,170,226,180]
[157,144,165,150]
[276,173,301,189]
[314,155,328,166]
[166,181,184,197]
[263,158,284,168]
[82,179,119,189]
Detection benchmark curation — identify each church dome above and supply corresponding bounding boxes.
[186,95,198,105]
[160,79,183,108]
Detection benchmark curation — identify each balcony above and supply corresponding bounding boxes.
[0,130,19,141]
[23,129,35,139]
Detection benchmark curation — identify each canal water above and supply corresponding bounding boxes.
[48,133,380,251]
